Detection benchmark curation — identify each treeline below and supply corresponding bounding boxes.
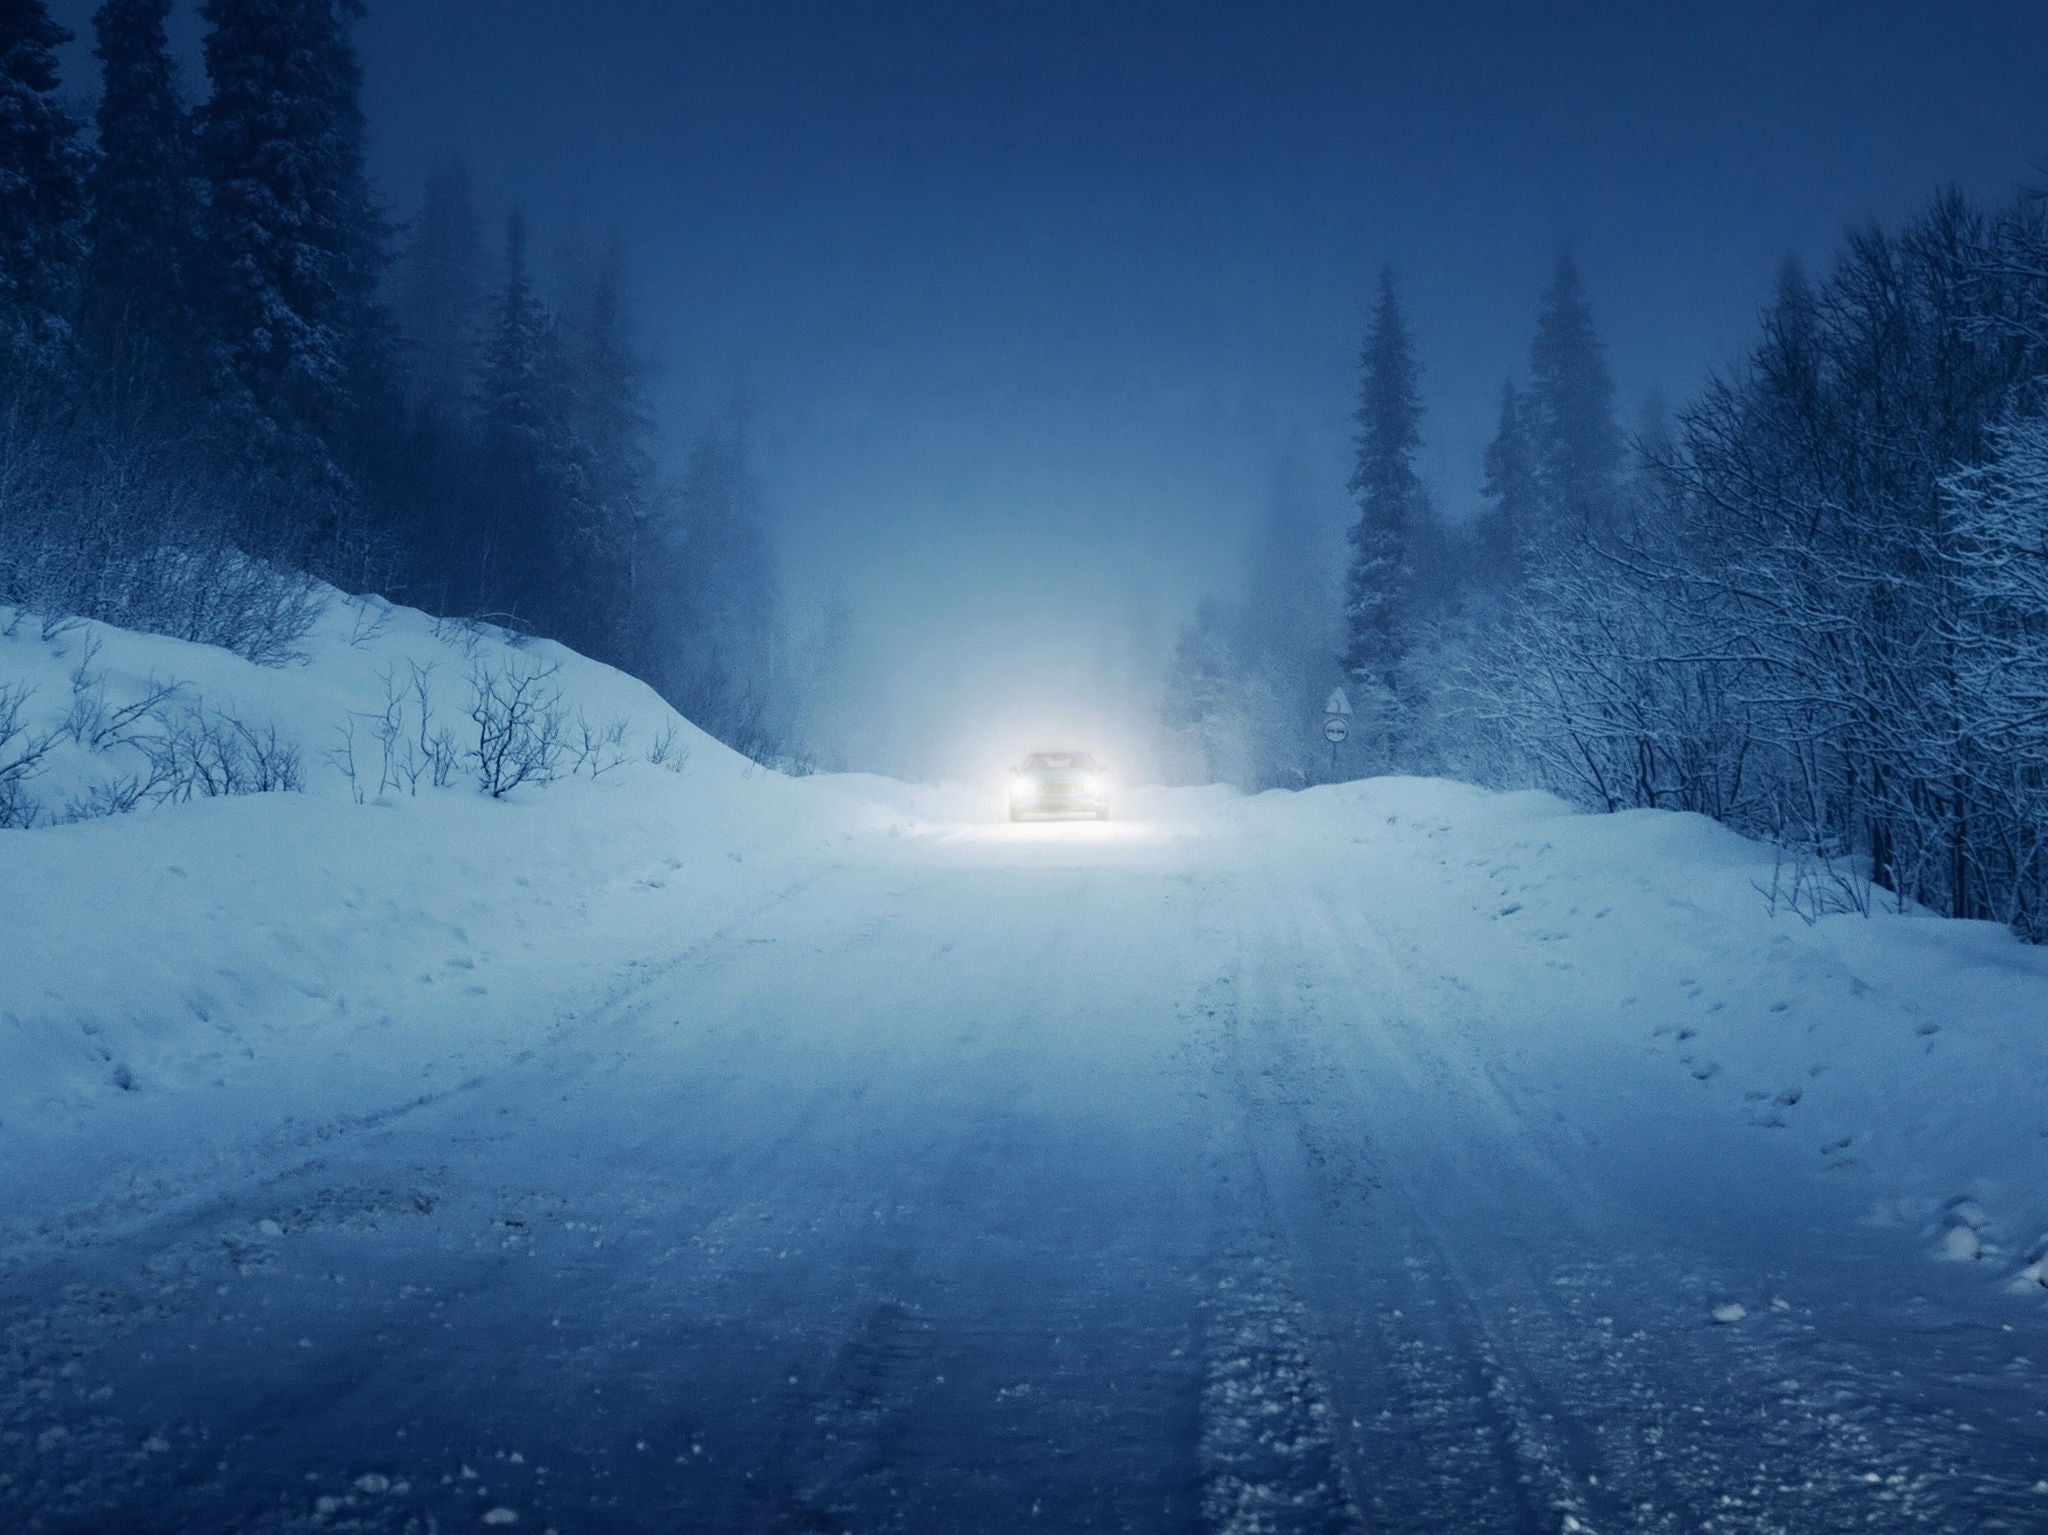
[1166,189,2048,938]
[0,0,787,757]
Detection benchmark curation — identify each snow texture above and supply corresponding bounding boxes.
[3,594,2047,1530]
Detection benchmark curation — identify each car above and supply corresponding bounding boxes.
[1008,751,1110,821]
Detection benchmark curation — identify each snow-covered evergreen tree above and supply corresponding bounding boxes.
[1526,252,1622,541]
[395,156,484,426]
[1477,380,1537,584]
[81,0,197,400]
[575,237,655,664]
[1160,596,1251,787]
[653,405,784,756]
[1342,268,1425,770]
[0,0,87,377]
[472,210,588,626]
[197,0,394,549]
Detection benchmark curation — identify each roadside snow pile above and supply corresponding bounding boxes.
[0,593,891,1234]
[0,592,743,825]
[1240,777,2048,1300]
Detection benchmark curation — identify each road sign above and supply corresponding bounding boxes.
[1323,716,1349,744]
[1324,687,1352,718]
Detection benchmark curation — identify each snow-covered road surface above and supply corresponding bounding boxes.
[5,781,2047,1533]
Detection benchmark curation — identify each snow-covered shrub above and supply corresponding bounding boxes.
[0,682,56,828]
[466,658,566,797]
[0,405,326,665]
[144,705,304,802]
[646,723,690,774]
[569,712,631,779]
[327,662,461,803]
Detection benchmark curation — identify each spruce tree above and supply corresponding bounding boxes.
[1526,251,1622,541]
[198,0,393,539]
[395,156,485,424]
[473,210,587,628]
[577,238,655,664]
[1160,597,1244,787]
[1478,380,1538,584]
[0,0,87,376]
[1342,267,1425,767]
[655,402,782,751]
[82,0,197,400]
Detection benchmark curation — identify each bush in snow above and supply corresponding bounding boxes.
[327,662,461,803]
[0,406,326,666]
[466,658,567,797]
[144,704,304,803]
[0,682,57,829]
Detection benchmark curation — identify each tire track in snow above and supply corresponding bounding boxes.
[1205,962,1573,1535]
[1231,830,2048,1534]
[772,1297,928,1534]
[1199,1247,1366,1535]
[0,864,868,1534]
[1,863,840,1267]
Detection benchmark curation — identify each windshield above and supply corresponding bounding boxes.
[1024,752,1096,771]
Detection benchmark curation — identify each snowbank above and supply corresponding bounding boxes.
[1234,777,2048,1298]
[0,594,903,1234]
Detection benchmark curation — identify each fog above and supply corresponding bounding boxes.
[40,0,2048,780]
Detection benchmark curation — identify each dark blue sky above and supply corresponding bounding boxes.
[341,2,2047,591]
[47,0,2048,767]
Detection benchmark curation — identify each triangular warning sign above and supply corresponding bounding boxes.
[1324,687,1353,717]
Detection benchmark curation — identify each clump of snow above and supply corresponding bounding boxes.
[1940,1227,1984,1263]
[1711,1302,1748,1325]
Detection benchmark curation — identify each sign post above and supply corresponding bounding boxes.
[1322,687,1352,777]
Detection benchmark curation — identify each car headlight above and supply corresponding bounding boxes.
[1083,774,1104,795]
[1011,778,1037,799]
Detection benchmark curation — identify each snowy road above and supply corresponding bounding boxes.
[5,784,2047,1533]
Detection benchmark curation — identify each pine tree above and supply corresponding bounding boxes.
[395,155,484,424]
[1342,267,1425,767]
[1160,597,1247,787]
[1240,461,1336,788]
[472,209,587,626]
[0,0,87,377]
[81,0,197,399]
[1526,251,1622,540]
[1477,380,1538,584]
[575,237,654,662]
[662,405,782,751]
[198,0,394,540]
[1623,386,1674,531]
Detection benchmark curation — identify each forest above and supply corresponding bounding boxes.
[4,1,2048,937]
[1162,208,2048,940]
[0,0,788,764]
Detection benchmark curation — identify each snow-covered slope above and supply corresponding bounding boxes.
[1235,779,2048,1294]
[0,595,909,1226]
[0,592,750,817]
